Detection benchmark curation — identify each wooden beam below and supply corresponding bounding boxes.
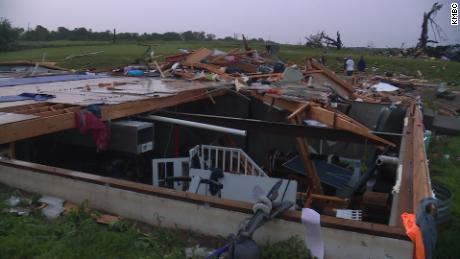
[287,102,310,120]
[0,112,76,144]
[308,58,354,94]
[251,91,303,112]
[247,73,282,79]
[251,92,395,147]
[396,105,415,226]
[303,70,323,74]
[15,104,66,115]
[154,61,165,78]
[34,107,80,117]
[101,88,227,120]
[412,107,432,209]
[290,115,322,195]
[306,105,395,147]
[396,103,433,226]
[0,103,48,113]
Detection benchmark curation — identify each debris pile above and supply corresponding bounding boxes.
[120,46,286,84]
[118,45,455,108]
[4,191,121,225]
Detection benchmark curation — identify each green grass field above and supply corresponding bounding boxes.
[0,40,459,258]
[429,136,460,259]
[0,184,309,259]
[0,40,459,88]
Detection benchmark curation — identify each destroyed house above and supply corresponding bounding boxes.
[0,56,435,258]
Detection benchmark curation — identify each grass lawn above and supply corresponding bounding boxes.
[0,184,187,259]
[429,136,460,259]
[0,41,459,88]
[0,184,309,259]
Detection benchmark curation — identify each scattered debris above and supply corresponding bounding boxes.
[39,195,65,219]
[436,85,456,100]
[335,209,363,221]
[7,195,21,206]
[8,207,30,216]
[370,82,399,92]
[185,245,212,258]
[97,214,122,225]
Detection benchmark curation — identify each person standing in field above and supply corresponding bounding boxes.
[345,56,355,76]
[358,56,366,72]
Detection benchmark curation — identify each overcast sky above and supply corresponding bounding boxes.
[1,0,458,47]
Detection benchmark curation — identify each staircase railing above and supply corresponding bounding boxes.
[189,145,267,177]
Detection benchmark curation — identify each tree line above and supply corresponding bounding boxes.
[20,26,222,42]
[0,18,266,51]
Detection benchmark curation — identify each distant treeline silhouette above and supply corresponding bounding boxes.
[20,25,265,42]
[1,18,269,50]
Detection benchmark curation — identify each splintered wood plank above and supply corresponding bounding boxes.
[287,102,310,120]
[0,112,39,125]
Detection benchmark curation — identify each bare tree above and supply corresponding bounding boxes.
[323,31,343,50]
[305,30,343,49]
[416,2,444,55]
[305,31,326,48]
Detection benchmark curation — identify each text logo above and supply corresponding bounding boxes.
[452,3,458,25]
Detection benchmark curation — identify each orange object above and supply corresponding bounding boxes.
[266,88,281,94]
[401,212,425,259]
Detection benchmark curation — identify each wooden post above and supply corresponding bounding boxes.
[113,29,116,44]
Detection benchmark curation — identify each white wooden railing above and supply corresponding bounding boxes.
[189,145,267,177]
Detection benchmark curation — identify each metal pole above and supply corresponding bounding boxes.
[145,115,247,136]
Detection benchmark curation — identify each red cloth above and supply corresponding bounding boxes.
[75,112,109,151]
[401,212,426,259]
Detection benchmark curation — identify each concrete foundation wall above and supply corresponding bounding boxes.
[0,164,412,259]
